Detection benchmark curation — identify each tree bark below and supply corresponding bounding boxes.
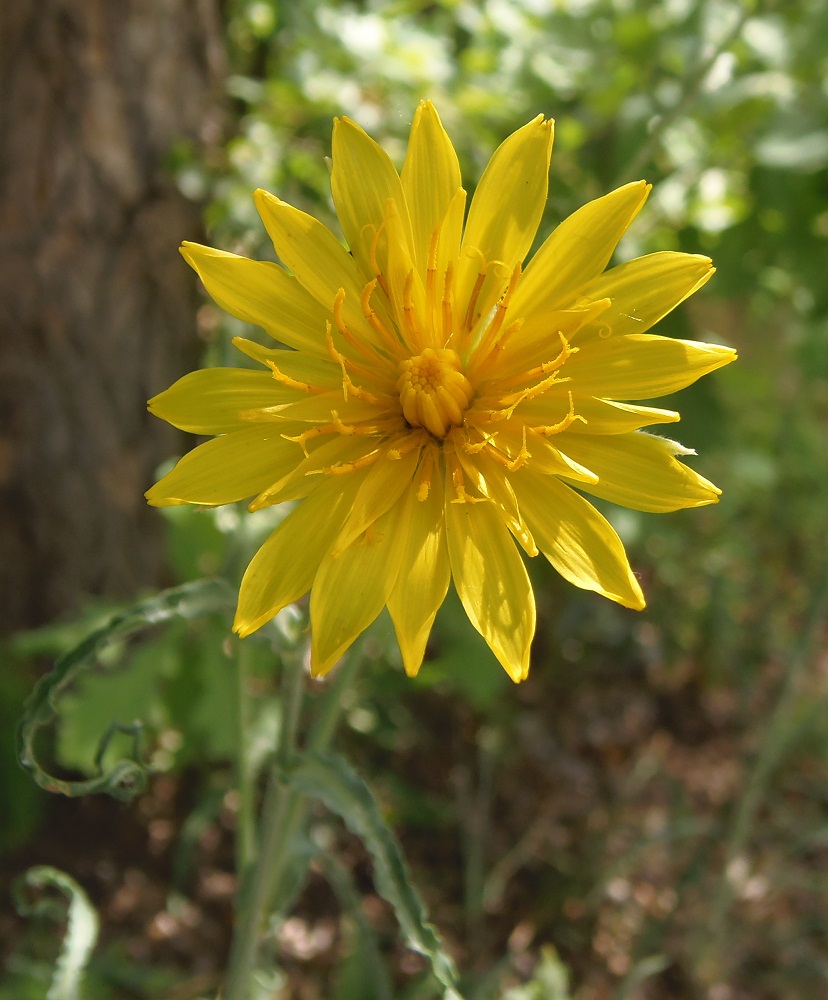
[0,0,226,632]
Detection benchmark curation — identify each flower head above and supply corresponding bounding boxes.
[146,102,735,681]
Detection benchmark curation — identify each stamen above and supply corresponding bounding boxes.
[442,262,454,344]
[461,428,495,455]
[466,424,531,472]
[523,332,576,381]
[426,225,440,333]
[468,318,525,381]
[498,372,566,414]
[386,430,426,462]
[403,269,422,349]
[266,360,318,394]
[326,323,391,406]
[464,272,486,334]
[503,425,531,472]
[461,247,509,335]
[308,446,384,477]
[283,412,402,457]
[474,262,521,359]
[361,279,402,354]
[447,451,486,504]
[331,287,379,365]
[367,222,390,298]
[414,446,436,501]
[477,331,576,410]
[533,392,586,436]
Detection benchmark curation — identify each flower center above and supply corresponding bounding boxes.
[397,348,473,439]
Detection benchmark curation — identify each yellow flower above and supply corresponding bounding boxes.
[146,102,735,682]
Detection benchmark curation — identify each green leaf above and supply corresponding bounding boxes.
[13,866,99,1000]
[325,854,394,1000]
[17,579,235,800]
[284,750,463,1000]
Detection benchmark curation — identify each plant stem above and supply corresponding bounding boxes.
[235,638,256,875]
[223,648,359,1000]
[223,645,308,1000]
[309,652,361,751]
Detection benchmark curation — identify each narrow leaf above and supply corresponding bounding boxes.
[14,865,100,1000]
[284,750,463,999]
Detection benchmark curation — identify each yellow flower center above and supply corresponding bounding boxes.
[397,348,473,439]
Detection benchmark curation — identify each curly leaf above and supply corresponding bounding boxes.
[17,579,235,800]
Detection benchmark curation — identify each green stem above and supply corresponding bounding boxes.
[223,649,360,1000]
[309,653,361,751]
[235,639,256,875]
[224,646,307,1000]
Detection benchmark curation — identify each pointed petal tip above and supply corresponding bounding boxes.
[309,650,341,679]
[606,573,646,611]
[179,242,201,270]
[253,188,282,213]
[401,655,423,679]
[502,654,530,684]
[144,487,180,508]
[233,613,264,639]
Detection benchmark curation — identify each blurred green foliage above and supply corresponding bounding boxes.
[6,0,828,997]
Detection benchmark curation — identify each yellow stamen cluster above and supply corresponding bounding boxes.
[397,348,473,438]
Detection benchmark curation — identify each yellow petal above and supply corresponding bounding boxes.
[564,333,737,400]
[401,101,462,276]
[511,470,645,609]
[455,448,538,556]
[234,476,366,637]
[513,180,651,315]
[571,251,715,345]
[248,435,389,511]
[518,394,680,435]
[421,188,466,348]
[444,489,536,682]
[456,116,554,325]
[386,480,451,677]
[310,499,407,677]
[380,196,426,350]
[180,242,329,356]
[480,423,597,483]
[145,426,303,507]
[560,432,721,511]
[241,391,380,426]
[230,339,344,390]
[148,368,294,434]
[475,298,611,382]
[332,443,423,555]
[253,190,388,345]
[331,117,415,286]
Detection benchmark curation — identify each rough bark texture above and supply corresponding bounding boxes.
[0,0,226,633]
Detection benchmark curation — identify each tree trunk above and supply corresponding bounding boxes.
[0,0,226,633]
